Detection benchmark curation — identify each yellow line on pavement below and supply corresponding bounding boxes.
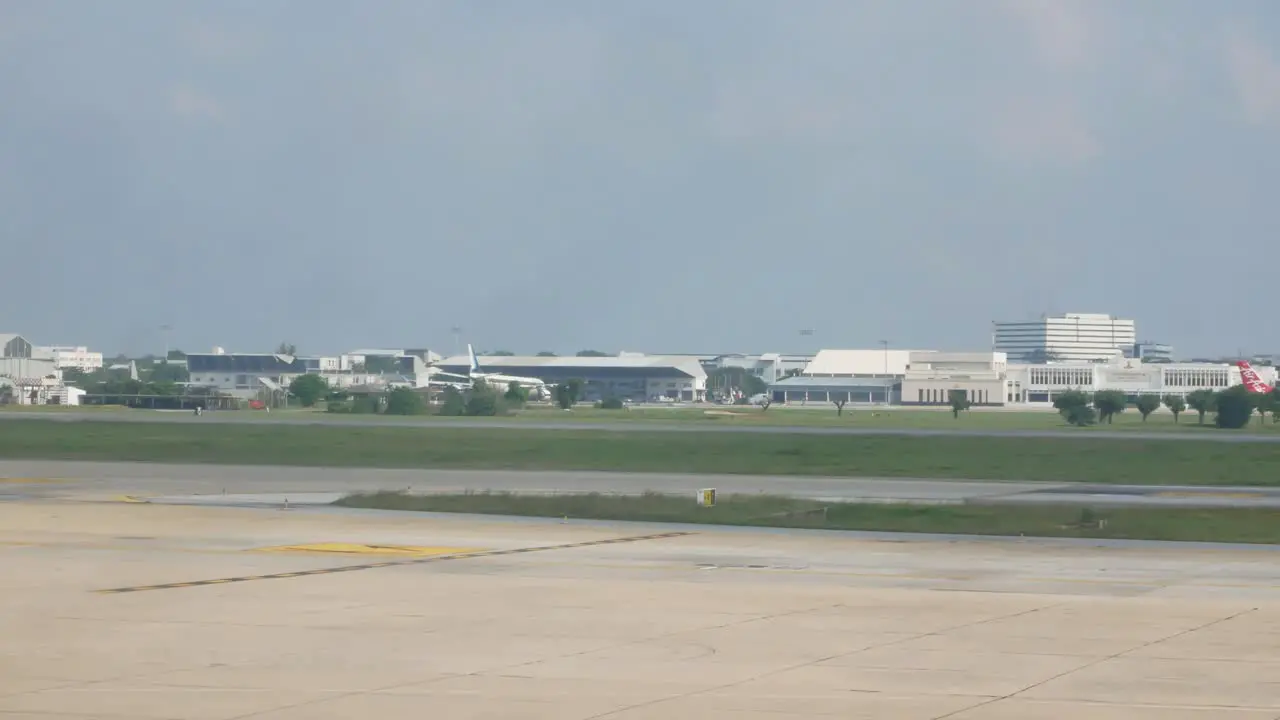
[94,531,697,595]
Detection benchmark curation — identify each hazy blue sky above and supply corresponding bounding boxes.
[2,1,1278,358]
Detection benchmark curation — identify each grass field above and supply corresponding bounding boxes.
[2,420,1279,485]
[336,490,1280,545]
[7,402,1275,433]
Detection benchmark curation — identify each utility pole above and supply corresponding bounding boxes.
[879,339,889,405]
[160,324,172,361]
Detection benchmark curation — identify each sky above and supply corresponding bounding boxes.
[1,0,1278,359]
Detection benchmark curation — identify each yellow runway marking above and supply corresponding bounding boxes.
[114,495,150,503]
[253,543,483,557]
[94,531,696,595]
[0,477,65,484]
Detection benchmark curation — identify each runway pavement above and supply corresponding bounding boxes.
[4,409,1280,442]
[4,495,1280,719]
[5,460,1280,509]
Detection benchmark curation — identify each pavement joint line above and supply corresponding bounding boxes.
[92,530,696,595]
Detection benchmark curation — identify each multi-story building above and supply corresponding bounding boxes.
[1128,341,1174,363]
[993,313,1136,363]
[34,346,104,371]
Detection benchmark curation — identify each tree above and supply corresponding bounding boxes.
[1254,390,1276,424]
[598,396,625,410]
[708,367,768,401]
[535,351,558,357]
[275,342,297,356]
[1215,385,1255,429]
[1162,394,1186,423]
[486,350,515,356]
[1134,394,1161,422]
[1052,390,1091,418]
[437,387,466,416]
[1092,390,1127,424]
[554,378,584,409]
[576,350,609,357]
[503,381,529,406]
[1186,389,1217,425]
[288,374,329,407]
[465,379,502,416]
[1271,389,1280,423]
[385,387,426,415]
[948,389,972,419]
[1063,404,1097,426]
[149,363,189,384]
[1023,350,1063,364]
[831,391,848,416]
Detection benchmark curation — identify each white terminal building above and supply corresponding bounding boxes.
[904,352,1272,407]
[767,348,1276,408]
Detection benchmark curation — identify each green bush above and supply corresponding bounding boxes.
[465,390,503,416]
[1064,405,1097,426]
[1215,385,1255,429]
[385,388,426,416]
[597,397,625,410]
[437,387,466,416]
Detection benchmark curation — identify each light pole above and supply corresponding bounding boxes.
[879,340,889,404]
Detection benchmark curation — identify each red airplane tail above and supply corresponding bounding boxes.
[1236,361,1274,394]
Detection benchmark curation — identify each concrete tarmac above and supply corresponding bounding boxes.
[4,410,1280,442]
[3,497,1280,719]
[5,460,1280,509]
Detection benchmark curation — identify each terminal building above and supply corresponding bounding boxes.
[900,352,1272,407]
[766,348,928,405]
[434,353,708,403]
[769,345,1275,409]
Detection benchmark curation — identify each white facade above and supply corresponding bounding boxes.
[1006,357,1254,405]
[0,357,60,382]
[35,346,104,371]
[893,351,1271,407]
[901,352,1009,406]
[800,348,928,377]
[993,313,1136,363]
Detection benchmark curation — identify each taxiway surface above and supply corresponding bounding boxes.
[3,495,1280,719]
[5,460,1280,509]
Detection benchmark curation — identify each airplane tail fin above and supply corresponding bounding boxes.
[467,344,480,376]
[1236,361,1274,393]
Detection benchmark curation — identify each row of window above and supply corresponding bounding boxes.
[1028,369,1094,386]
[1162,371,1230,388]
[917,388,993,404]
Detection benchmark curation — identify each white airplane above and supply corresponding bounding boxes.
[466,344,551,399]
[421,367,474,391]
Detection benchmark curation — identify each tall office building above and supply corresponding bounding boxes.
[993,313,1137,363]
